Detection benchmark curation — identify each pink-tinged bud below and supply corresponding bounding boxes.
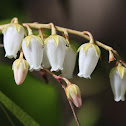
[12,57,29,85]
[65,84,82,108]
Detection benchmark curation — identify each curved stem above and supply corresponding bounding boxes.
[41,66,80,125]
[62,85,80,126]
[64,30,70,46]
[23,24,32,35]
[83,31,94,44]
[21,22,126,66]
[50,23,56,35]
[39,28,44,46]
[39,28,44,41]
[61,77,71,85]
[0,21,126,66]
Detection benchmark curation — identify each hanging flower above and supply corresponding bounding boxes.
[77,43,100,78]
[3,23,24,59]
[12,52,29,85]
[109,63,126,102]
[44,35,67,71]
[65,84,82,108]
[62,45,76,79]
[42,45,51,68]
[22,35,43,71]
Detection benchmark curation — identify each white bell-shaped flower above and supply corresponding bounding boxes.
[12,52,29,85]
[3,23,24,59]
[78,43,101,78]
[42,45,51,68]
[62,46,76,79]
[109,64,126,102]
[22,35,43,71]
[44,35,67,71]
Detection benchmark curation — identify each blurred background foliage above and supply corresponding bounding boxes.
[0,0,126,126]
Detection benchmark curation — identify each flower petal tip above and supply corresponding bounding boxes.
[51,67,63,72]
[77,73,91,79]
[5,54,17,59]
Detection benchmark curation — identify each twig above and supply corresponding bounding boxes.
[62,85,80,126]
[21,22,126,67]
[42,66,80,126]
[0,22,125,66]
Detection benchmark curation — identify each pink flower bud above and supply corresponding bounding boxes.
[12,58,29,85]
[65,84,82,108]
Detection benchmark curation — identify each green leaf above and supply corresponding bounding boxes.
[0,91,40,126]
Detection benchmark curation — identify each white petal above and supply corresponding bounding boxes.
[42,45,51,68]
[46,37,66,71]
[4,25,24,59]
[62,47,76,79]
[110,71,122,101]
[120,72,126,101]
[78,45,100,78]
[22,37,43,71]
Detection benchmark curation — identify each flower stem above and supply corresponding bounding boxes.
[50,23,56,35]
[39,28,44,46]
[62,84,80,126]
[83,31,94,44]
[19,51,23,59]
[41,66,80,126]
[21,22,126,67]
[64,30,70,46]
[0,20,126,66]
[23,24,33,35]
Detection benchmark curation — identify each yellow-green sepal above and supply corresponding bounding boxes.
[3,23,22,33]
[65,84,81,99]
[24,35,43,47]
[117,66,125,79]
[77,44,84,53]
[44,34,68,46]
[77,43,100,57]
[109,65,125,79]
[12,58,29,70]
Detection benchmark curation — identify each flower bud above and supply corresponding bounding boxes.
[22,35,43,71]
[109,63,126,102]
[3,23,24,59]
[62,46,76,79]
[12,57,29,85]
[77,43,101,78]
[65,84,82,108]
[44,35,68,71]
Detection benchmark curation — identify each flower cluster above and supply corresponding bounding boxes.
[1,17,126,105]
